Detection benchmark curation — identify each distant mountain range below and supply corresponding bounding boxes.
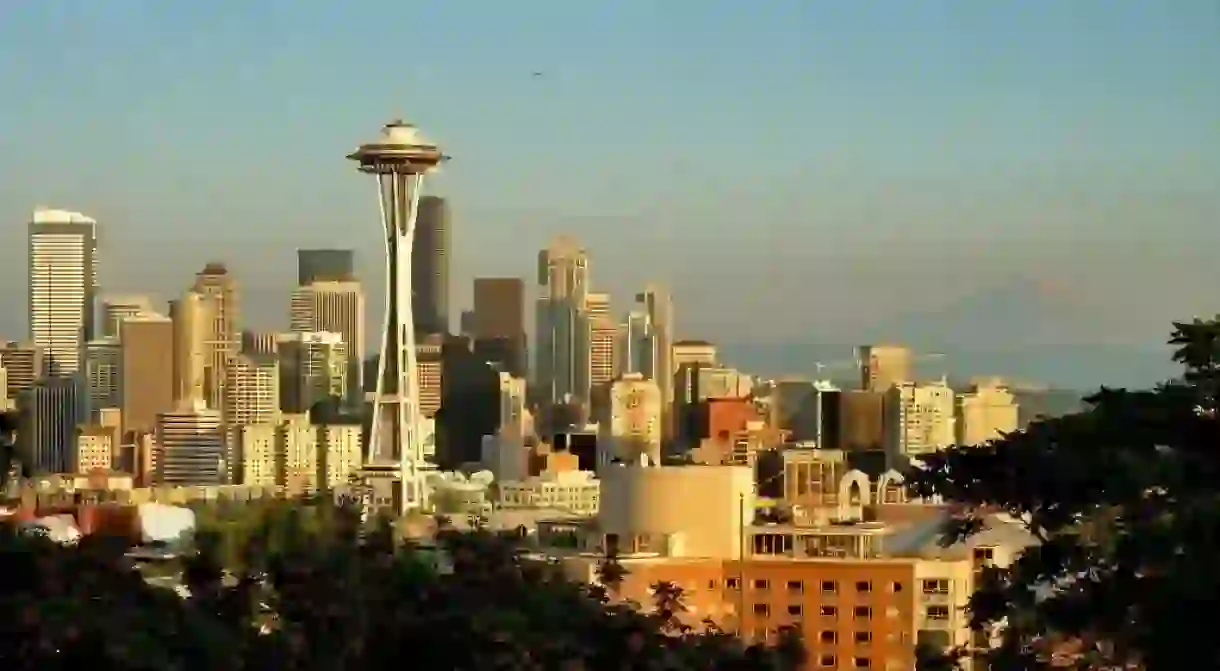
[718,278,1177,391]
[718,342,1174,392]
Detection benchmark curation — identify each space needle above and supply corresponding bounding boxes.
[348,120,448,513]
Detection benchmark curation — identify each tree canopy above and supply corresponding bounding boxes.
[905,316,1220,670]
[1,499,802,670]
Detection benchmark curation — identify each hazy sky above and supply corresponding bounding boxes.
[1,1,1217,346]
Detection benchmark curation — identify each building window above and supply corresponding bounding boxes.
[973,547,995,561]
[821,580,838,594]
[890,581,904,593]
[727,578,740,589]
[820,605,837,617]
[753,579,770,590]
[854,606,872,619]
[927,606,950,621]
[855,631,872,644]
[708,580,717,589]
[753,603,770,616]
[786,579,803,594]
[787,604,802,616]
[922,579,949,594]
[819,630,837,644]
[855,580,872,593]
[854,657,871,669]
[819,655,837,668]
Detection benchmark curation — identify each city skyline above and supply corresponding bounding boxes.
[0,1,1215,359]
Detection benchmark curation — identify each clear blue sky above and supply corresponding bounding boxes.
[1,0,1217,349]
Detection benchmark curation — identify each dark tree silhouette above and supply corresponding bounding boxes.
[905,316,1220,670]
[1,497,802,670]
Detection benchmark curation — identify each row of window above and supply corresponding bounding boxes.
[728,578,905,594]
[752,603,876,619]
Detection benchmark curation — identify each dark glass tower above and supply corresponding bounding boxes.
[412,196,450,336]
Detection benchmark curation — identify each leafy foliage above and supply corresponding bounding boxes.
[905,316,1220,670]
[1,498,801,670]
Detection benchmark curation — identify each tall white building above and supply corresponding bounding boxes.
[886,380,956,457]
[28,208,98,378]
[535,236,591,408]
[156,399,225,485]
[634,285,675,407]
[289,280,365,400]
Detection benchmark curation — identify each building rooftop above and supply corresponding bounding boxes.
[32,208,96,225]
[883,511,1038,560]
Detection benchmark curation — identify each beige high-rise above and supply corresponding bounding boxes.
[289,280,365,401]
[101,295,153,339]
[169,291,208,404]
[956,380,1019,446]
[858,344,912,392]
[192,263,240,411]
[119,312,175,436]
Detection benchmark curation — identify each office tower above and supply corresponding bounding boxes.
[168,292,207,404]
[84,338,121,414]
[277,332,347,413]
[604,373,663,466]
[858,344,911,392]
[672,339,717,368]
[28,208,98,377]
[75,424,118,473]
[224,354,280,427]
[297,249,355,285]
[223,353,279,483]
[320,423,364,488]
[289,280,365,401]
[458,310,476,338]
[620,309,651,376]
[156,399,225,485]
[19,377,84,473]
[840,390,886,451]
[473,277,525,338]
[119,312,175,435]
[193,263,240,411]
[240,423,278,487]
[416,335,443,417]
[0,342,42,400]
[535,236,591,408]
[348,119,447,514]
[635,286,675,431]
[437,339,502,468]
[472,277,527,377]
[241,330,278,356]
[585,292,616,396]
[885,380,955,457]
[413,195,450,336]
[956,379,1019,446]
[100,295,153,339]
[485,372,528,482]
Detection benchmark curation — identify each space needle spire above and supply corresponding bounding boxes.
[348,120,448,513]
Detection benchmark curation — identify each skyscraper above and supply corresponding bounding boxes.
[0,342,41,401]
[472,277,525,338]
[100,295,154,339]
[472,277,527,378]
[296,249,355,285]
[19,377,84,473]
[413,195,450,336]
[535,236,591,409]
[276,331,347,413]
[858,344,911,392]
[28,208,98,378]
[119,312,175,435]
[84,338,121,414]
[290,280,365,402]
[192,263,240,411]
[156,399,224,485]
[168,291,207,404]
